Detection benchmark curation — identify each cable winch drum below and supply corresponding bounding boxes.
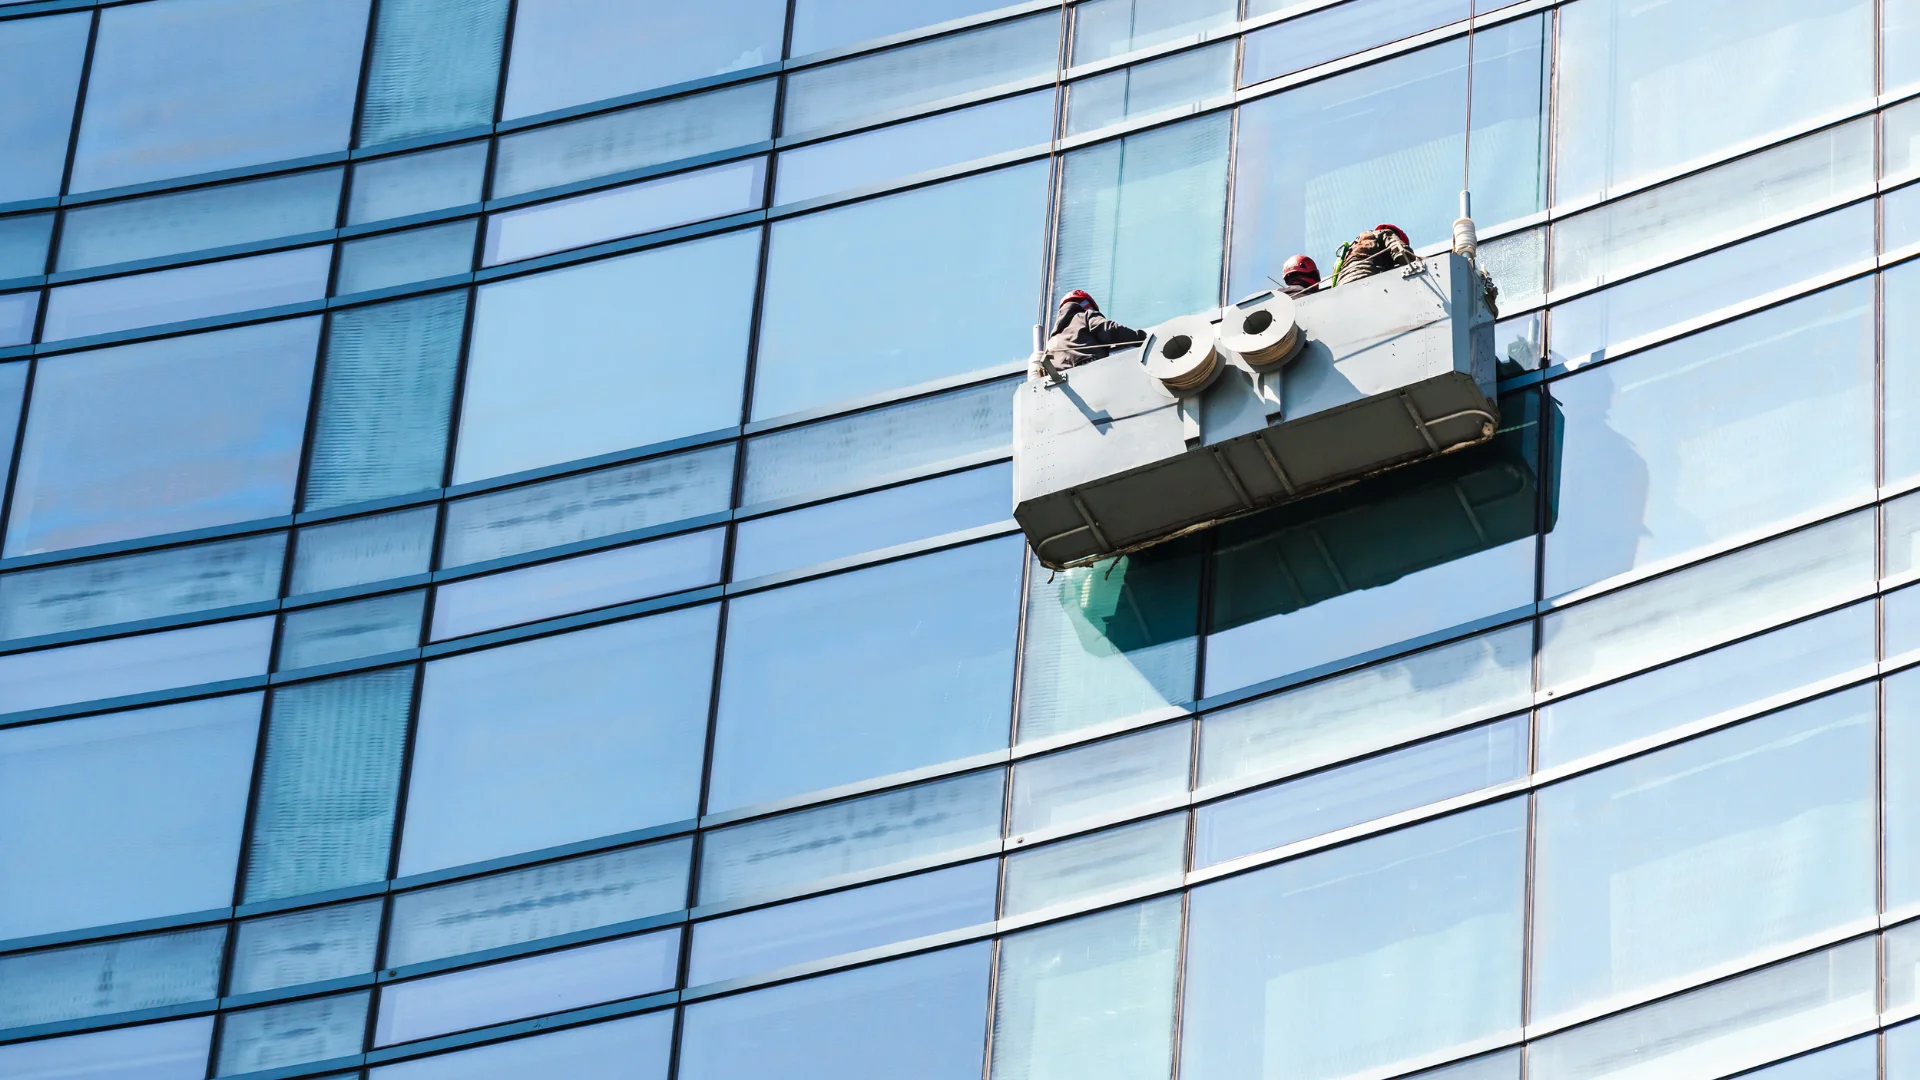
[1219,293,1304,369]
[1143,315,1221,394]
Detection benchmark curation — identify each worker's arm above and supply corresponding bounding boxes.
[1086,312,1146,345]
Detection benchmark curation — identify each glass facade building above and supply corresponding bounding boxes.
[2,0,1920,1077]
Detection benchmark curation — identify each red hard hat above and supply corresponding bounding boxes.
[1059,289,1097,310]
[1282,254,1320,284]
[1375,223,1410,247]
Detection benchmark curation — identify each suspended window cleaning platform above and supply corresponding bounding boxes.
[1015,252,1500,570]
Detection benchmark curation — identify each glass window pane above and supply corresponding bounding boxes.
[1000,813,1185,919]
[0,617,274,717]
[484,158,765,266]
[1545,283,1874,597]
[368,1012,672,1080]
[1530,689,1875,1022]
[0,695,260,940]
[401,607,716,875]
[334,220,476,295]
[792,0,1016,55]
[1538,509,1875,696]
[1896,182,1920,253]
[277,591,425,670]
[1229,20,1548,299]
[217,991,369,1076]
[774,92,1053,208]
[291,507,438,595]
[0,13,89,204]
[733,463,1011,582]
[0,213,53,280]
[0,533,286,643]
[1893,920,1920,1014]
[305,292,466,510]
[1055,113,1228,328]
[1242,0,1463,85]
[1899,1023,1920,1080]
[754,164,1045,420]
[375,930,678,1046]
[1195,717,1527,869]
[1884,259,1920,488]
[245,669,413,902]
[784,14,1059,135]
[501,0,783,121]
[386,838,690,967]
[0,926,224,1032]
[358,0,511,147]
[677,944,991,1080]
[1738,1039,1879,1080]
[1551,119,1873,293]
[0,363,20,502]
[491,80,778,200]
[1181,801,1526,1080]
[1075,0,1237,62]
[1895,0,1920,93]
[40,245,333,343]
[347,143,490,225]
[1010,722,1192,837]
[228,900,382,995]
[431,528,722,641]
[1888,583,1920,660]
[710,538,1021,812]
[991,898,1180,1080]
[1893,100,1920,184]
[0,293,36,349]
[1538,601,1875,772]
[1528,940,1876,1080]
[456,230,758,483]
[740,377,1015,507]
[1886,667,1920,910]
[1065,42,1233,137]
[697,769,1004,907]
[0,1017,213,1080]
[57,169,344,273]
[1555,0,1872,206]
[689,860,997,987]
[440,443,735,568]
[70,0,371,193]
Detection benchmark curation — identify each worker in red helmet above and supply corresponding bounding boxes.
[1037,289,1146,375]
[1280,254,1321,296]
[1330,222,1417,286]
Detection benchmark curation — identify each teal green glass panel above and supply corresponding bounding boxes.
[358,0,511,147]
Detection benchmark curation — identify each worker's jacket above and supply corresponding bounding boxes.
[1042,305,1146,371]
[1332,228,1417,286]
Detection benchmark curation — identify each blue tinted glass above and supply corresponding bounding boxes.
[0,1018,213,1080]
[0,532,286,642]
[431,528,723,640]
[709,538,1022,812]
[40,245,333,342]
[1545,284,1875,597]
[0,13,89,204]
[348,143,490,225]
[732,463,1012,581]
[1066,42,1234,137]
[277,590,424,669]
[369,1012,672,1080]
[0,925,224,1032]
[440,444,736,568]
[791,0,1014,55]
[690,860,998,987]
[1183,801,1526,1080]
[291,508,439,595]
[1886,668,1920,910]
[401,606,717,875]
[0,292,37,347]
[305,293,465,511]
[293,721,430,827]
[1196,717,1528,868]
[754,164,1046,420]
[1010,722,1193,834]
[0,213,54,279]
[0,361,27,503]
[1074,0,1237,61]
[457,230,759,483]
[1000,814,1185,918]
[218,991,369,1075]
[501,0,784,120]
[359,0,511,147]
[0,696,260,940]
[70,0,371,193]
[1242,0,1464,85]
[485,158,765,266]
[783,14,1058,135]
[1890,181,1920,253]
[229,900,382,994]
[1898,1021,1920,1080]
[0,617,274,717]
[335,220,477,295]
[1885,259,1920,487]
[7,318,318,557]
[1055,112,1229,326]
[1530,689,1876,1022]
[1895,0,1920,92]
[57,168,344,273]
[1229,18,1548,297]
[678,944,991,1080]
[775,91,1054,207]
